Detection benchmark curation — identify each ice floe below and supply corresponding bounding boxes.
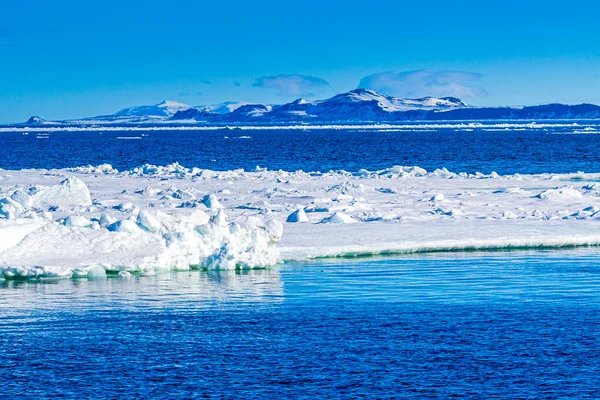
[2,163,600,278]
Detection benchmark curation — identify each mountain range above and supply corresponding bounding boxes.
[16,89,600,126]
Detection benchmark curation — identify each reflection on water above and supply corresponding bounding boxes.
[0,268,284,312]
[282,249,600,304]
[2,249,600,309]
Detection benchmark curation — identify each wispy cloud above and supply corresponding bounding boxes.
[252,74,329,97]
[358,70,487,99]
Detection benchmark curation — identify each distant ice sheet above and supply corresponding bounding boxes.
[2,121,600,133]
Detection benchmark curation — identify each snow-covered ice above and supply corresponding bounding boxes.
[2,163,600,279]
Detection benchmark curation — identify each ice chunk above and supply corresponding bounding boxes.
[195,223,211,236]
[106,219,141,233]
[210,210,228,226]
[201,194,223,209]
[265,219,284,242]
[172,189,196,200]
[535,186,583,201]
[2,265,73,280]
[137,210,161,233]
[243,216,266,229]
[114,202,135,212]
[87,265,107,279]
[1,197,24,210]
[98,213,117,227]
[118,271,133,278]
[136,186,158,196]
[10,190,33,209]
[39,211,53,221]
[0,202,17,219]
[33,177,92,208]
[286,208,309,223]
[0,220,47,254]
[68,164,118,174]
[320,212,356,224]
[63,215,91,227]
[140,268,156,277]
[431,193,445,202]
[187,210,210,226]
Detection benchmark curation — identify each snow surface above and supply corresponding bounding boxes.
[2,164,600,279]
[198,101,250,114]
[114,100,191,118]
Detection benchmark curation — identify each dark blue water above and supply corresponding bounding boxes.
[3,125,600,174]
[1,251,600,398]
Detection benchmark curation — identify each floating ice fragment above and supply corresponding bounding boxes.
[140,269,156,277]
[87,266,107,279]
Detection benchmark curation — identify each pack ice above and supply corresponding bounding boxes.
[0,174,282,279]
[2,163,600,279]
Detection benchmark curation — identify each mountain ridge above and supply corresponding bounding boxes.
[13,89,600,126]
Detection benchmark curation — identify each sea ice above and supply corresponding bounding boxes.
[2,163,600,279]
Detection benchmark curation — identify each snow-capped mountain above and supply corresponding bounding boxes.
[25,116,51,125]
[172,89,469,122]
[197,101,249,114]
[14,89,600,126]
[114,100,191,118]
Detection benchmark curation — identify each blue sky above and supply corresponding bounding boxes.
[1,0,599,123]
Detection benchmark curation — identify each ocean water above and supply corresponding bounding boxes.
[1,250,599,398]
[2,125,600,174]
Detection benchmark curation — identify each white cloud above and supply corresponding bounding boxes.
[252,74,329,97]
[358,70,487,99]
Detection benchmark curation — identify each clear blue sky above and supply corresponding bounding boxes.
[1,0,599,123]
